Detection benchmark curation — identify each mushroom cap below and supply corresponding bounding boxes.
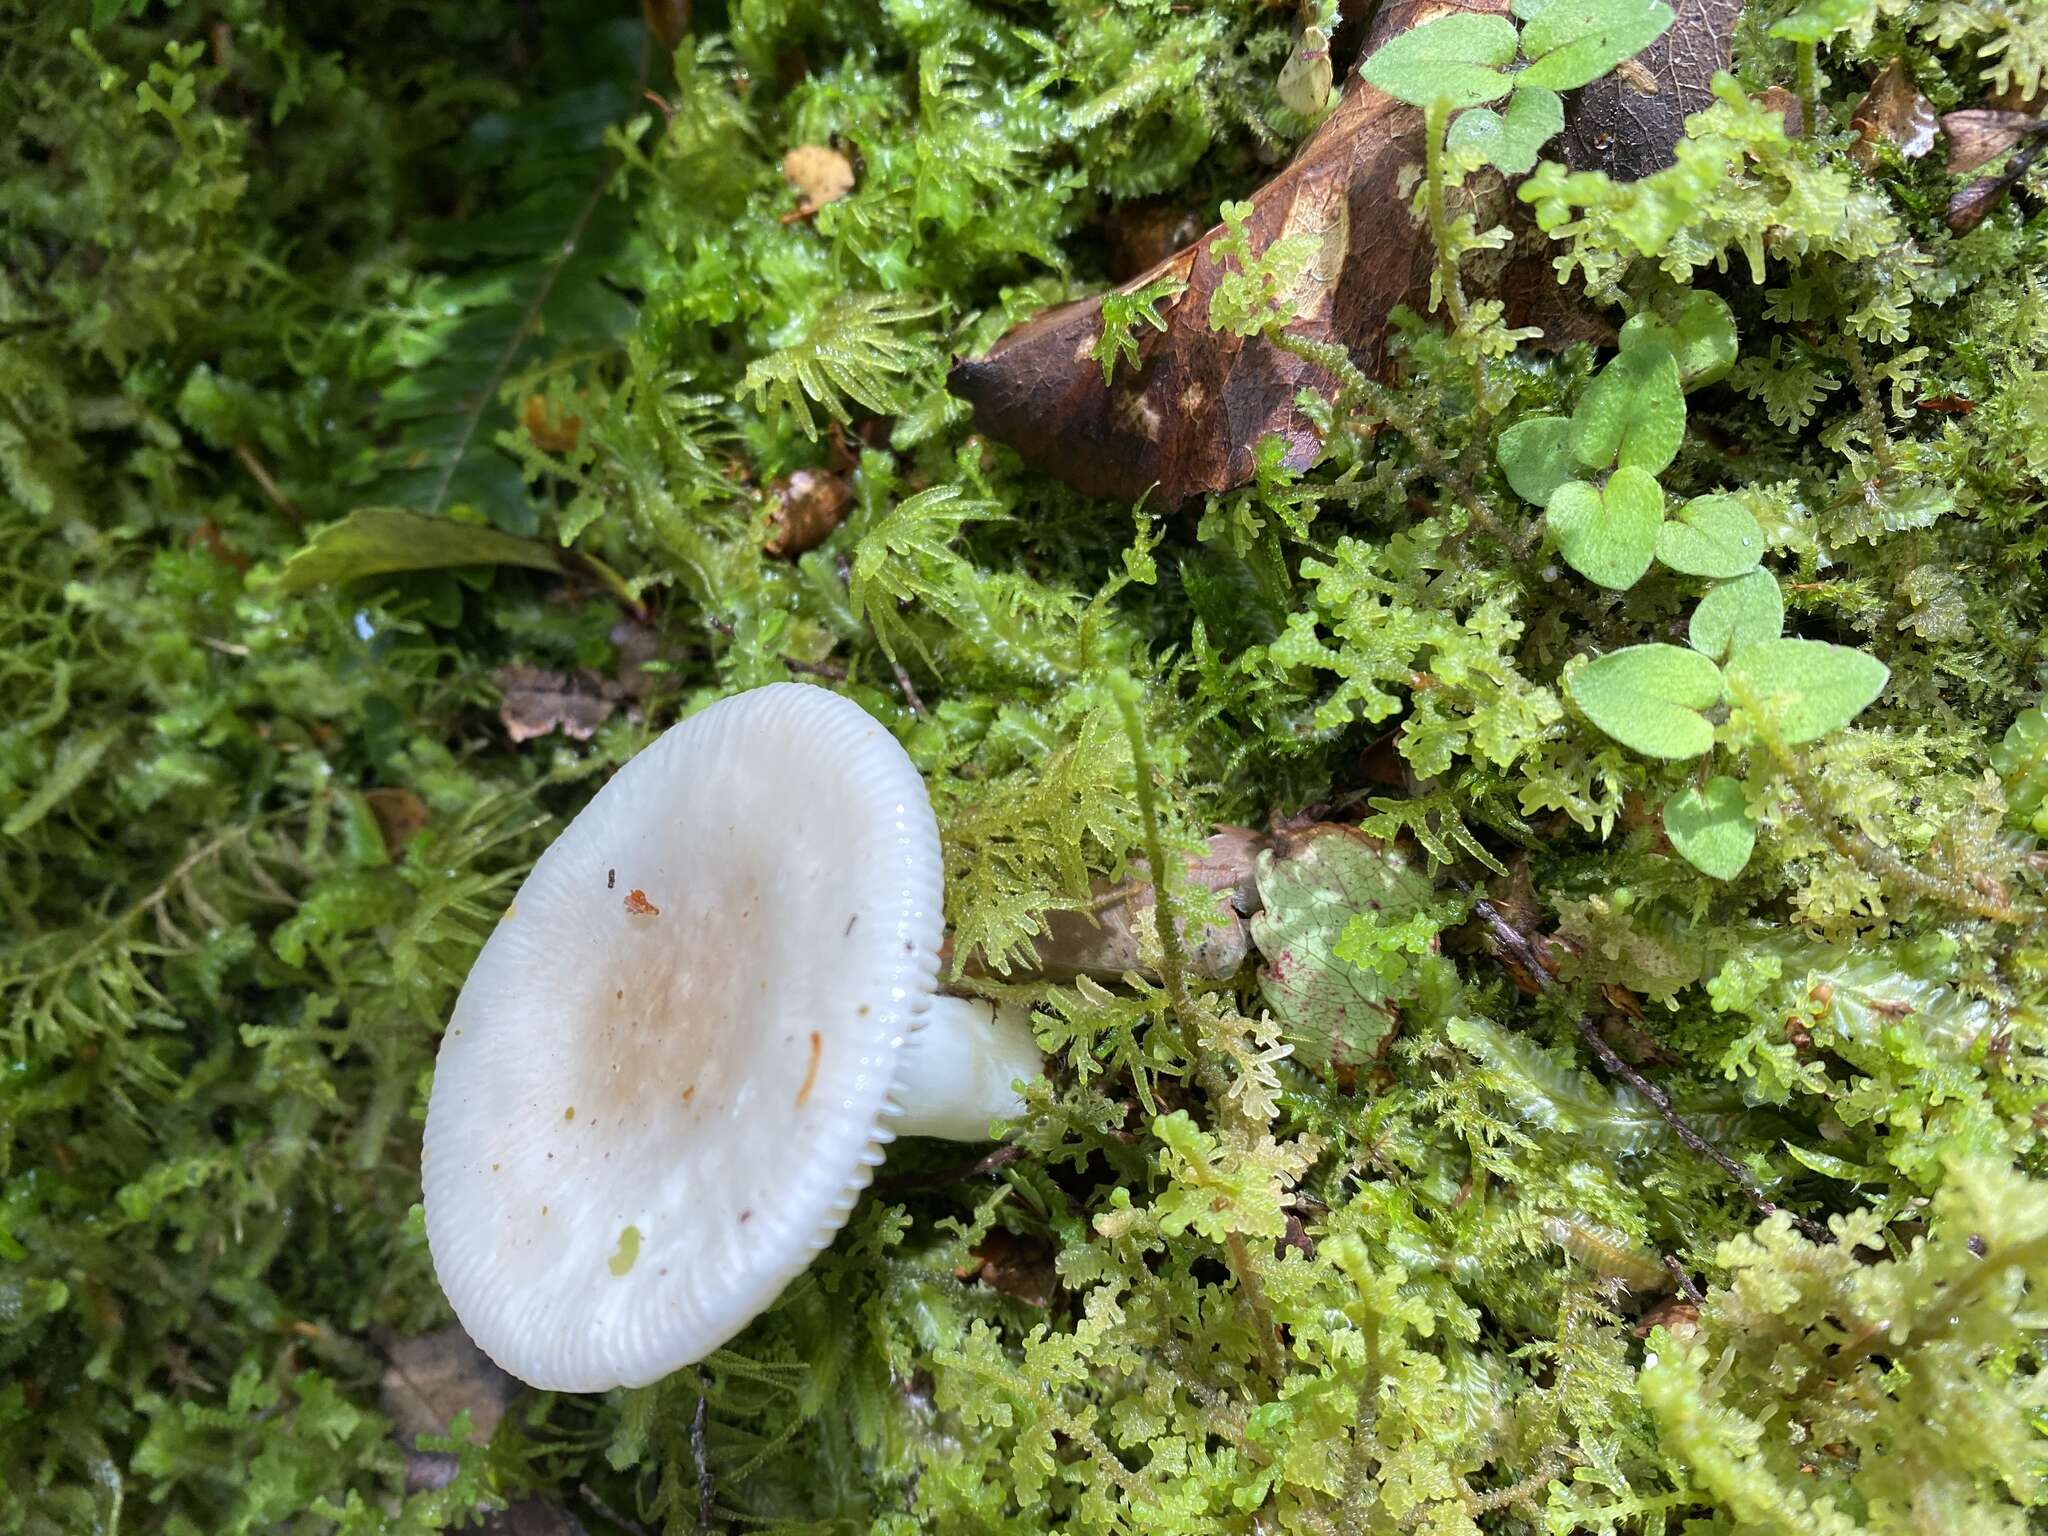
[423,684,944,1390]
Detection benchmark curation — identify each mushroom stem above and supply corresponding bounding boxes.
[889,999,1043,1141]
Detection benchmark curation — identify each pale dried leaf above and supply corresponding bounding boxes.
[1849,59,1937,168]
[781,144,856,207]
[379,1325,517,1444]
[762,467,853,557]
[495,664,619,744]
[1018,827,1265,981]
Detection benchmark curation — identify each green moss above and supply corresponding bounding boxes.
[4,0,2047,1531]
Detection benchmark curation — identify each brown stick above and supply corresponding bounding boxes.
[691,1370,716,1528]
[1573,1015,1831,1245]
[232,441,301,523]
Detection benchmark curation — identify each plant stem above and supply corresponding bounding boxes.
[232,441,301,523]
[1266,330,1529,559]
[1226,1229,1286,1381]
[1338,1308,1383,1534]
[1574,1015,1832,1244]
[691,1369,716,1528]
[1421,99,1469,334]
[1736,686,2040,927]
[1422,97,1490,415]
[570,549,648,620]
[1109,670,1200,1062]
[1112,668,1285,1381]
[1795,42,1819,137]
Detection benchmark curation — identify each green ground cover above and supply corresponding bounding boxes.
[4,0,2048,1530]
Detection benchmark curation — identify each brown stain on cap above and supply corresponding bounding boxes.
[794,1030,823,1107]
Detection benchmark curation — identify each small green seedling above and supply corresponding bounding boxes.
[1567,573,1890,879]
[1362,0,1675,173]
[1498,294,1757,590]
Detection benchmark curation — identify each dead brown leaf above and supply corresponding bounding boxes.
[1942,107,2043,173]
[988,827,1267,981]
[380,1325,516,1445]
[495,664,620,744]
[377,1330,591,1530]
[949,0,1737,505]
[762,466,853,557]
[520,394,583,455]
[949,0,1504,505]
[1947,173,2012,231]
[958,1230,1060,1308]
[1939,101,2046,230]
[1848,59,1937,169]
[643,0,690,54]
[1633,1296,1701,1340]
[1755,85,1806,138]
[363,787,429,857]
[1278,1208,1317,1261]
[1556,0,1742,178]
[1101,200,1209,283]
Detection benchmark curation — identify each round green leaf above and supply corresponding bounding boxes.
[1992,706,2048,831]
[1446,85,1565,174]
[1361,14,1518,108]
[1570,344,1685,474]
[1768,0,1875,43]
[1496,414,1575,507]
[1655,494,1763,578]
[1249,826,1438,1075]
[1549,466,1663,590]
[1688,568,1783,661]
[1723,638,1889,744]
[1518,0,1675,91]
[1568,643,1724,758]
[1664,776,1755,879]
[1623,293,1738,390]
[1277,25,1336,118]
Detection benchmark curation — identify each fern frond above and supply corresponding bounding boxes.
[849,482,1004,665]
[358,39,647,535]
[739,292,940,440]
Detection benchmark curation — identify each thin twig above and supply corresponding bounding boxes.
[1663,1254,1706,1305]
[577,1484,648,1535]
[232,441,301,524]
[779,653,847,681]
[875,1142,1025,1193]
[1574,1015,1832,1244]
[1468,895,1557,989]
[691,1370,715,1529]
[1465,876,1837,1246]
[886,654,926,717]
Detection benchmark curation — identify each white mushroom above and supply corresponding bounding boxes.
[422,683,1043,1391]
